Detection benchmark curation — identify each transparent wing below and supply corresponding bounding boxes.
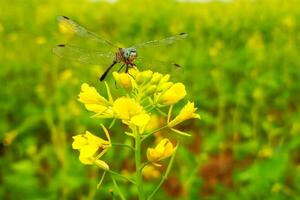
[132,33,188,49]
[57,16,119,52]
[134,56,183,77]
[53,44,115,65]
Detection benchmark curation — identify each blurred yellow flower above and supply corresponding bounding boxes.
[36,36,46,45]
[158,83,186,105]
[72,125,111,170]
[147,138,175,165]
[3,130,17,146]
[78,83,113,116]
[145,115,164,133]
[8,32,18,41]
[168,101,200,128]
[247,32,263,50]
[209,40,223,58]
[258,146,273,158]
[282,16,295,30]
[59,69,73,81]
[142,165,161,179]
[113,97,143,120]
[113,72,135,90]
[271,183,283,193]
[252,87,264,100]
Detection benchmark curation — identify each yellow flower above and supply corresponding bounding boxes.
[113,97,143,120]
[130,113,151,134]
[168,101,200,128]
[113,72,135,90]
[72,124,111,170]
[158,83,186,105]
[147,138,175,165]
[142,165,161,179]
[78,83,113,117]
[36,36,46,45]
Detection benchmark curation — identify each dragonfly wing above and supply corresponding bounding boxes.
[134,56,183,76]
[53,44,115,65]
[132,33,188,49]
[57,16,118,51]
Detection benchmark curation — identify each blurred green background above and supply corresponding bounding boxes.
[1,0,300,199]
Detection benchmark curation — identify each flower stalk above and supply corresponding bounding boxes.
[135,127,145,200]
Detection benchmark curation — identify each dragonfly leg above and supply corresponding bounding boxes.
[117,64,125,72]
[125,64,129,73]
[126,63,136,78]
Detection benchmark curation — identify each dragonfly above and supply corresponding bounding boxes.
[53,16,188,81]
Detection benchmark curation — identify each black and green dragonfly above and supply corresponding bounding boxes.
[53,16,188,81]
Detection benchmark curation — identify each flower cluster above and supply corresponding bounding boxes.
[72,68,200,197]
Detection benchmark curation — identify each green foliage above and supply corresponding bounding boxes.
[1,0,300,199]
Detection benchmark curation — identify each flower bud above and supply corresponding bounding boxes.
[113,72,133,90]
[150,72,163,84]
[159,74,170,84]
[157,82,173,92]
[145,85,157,95]
[94,160,110,171]
[136,70,153,84]
[142,165,160,179]
[147,138,175,164]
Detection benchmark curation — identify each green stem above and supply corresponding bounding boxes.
[141,125,168,142]
[108,170,136,185]
[134,127,144,200]
[112,142,134,150]
[155,107,168,117]
[140,160,151,171]
[111,176,126,200]
[147,144,178,200]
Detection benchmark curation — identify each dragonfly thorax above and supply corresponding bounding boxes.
[122,47,137,61]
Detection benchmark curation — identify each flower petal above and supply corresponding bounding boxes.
[159,83,186,105]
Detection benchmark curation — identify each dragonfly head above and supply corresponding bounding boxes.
[123,47,137,61]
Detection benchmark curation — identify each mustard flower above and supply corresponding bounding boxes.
[113,97,144,120]
[168,101,200,128]
[78,83,113,117]
[142,165,161,179]
[147,138,175,165]
[72,124,111,170]
[158,83,186,105]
